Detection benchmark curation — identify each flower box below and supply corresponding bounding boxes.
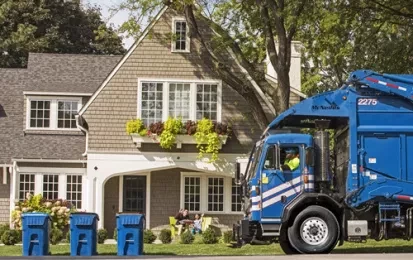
[131,134,228,149]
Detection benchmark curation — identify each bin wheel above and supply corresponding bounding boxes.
[287,205,339,254]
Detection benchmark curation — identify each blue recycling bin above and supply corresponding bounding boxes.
[116,213,145,256]
[22,213,51,256]
[69,212,99,256]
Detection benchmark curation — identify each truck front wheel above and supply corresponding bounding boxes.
[287,205,339,254]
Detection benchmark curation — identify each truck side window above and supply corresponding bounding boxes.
[263,145,276,169]
[280,146,300,171]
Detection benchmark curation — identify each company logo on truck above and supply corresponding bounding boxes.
[312,105,340,110]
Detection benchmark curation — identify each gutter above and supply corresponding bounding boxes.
[76,115,89,157]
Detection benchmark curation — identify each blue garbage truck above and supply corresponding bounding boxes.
[233,70,413,254]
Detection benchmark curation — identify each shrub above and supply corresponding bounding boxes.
[222,231,233,244]
[202,228,217,244]
[1,230,19,245]
[180,230,194,244]
[0,224,10,239]
[50,228,63,245]
[97,228,108,244]
[113,228,117,241]
[158,229,171,244]
[143,229,156,244]
[12,194,77,231]
[66,231,70,241]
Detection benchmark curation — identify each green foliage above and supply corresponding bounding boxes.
[202,228,217,244]
[1,230,19,246]
[194,118,221,162]
[143,229,156,244]
[222,231,233,244]
[50,228,63,245]
[126,119,147,136]
[180,230,194,244]
[0,224,10,240]
[0,0,125,68]
[158,229,172,244]
[12,194,77,230]
[159,117,183,149]
[66,231,70,242]
[97,229,108,244]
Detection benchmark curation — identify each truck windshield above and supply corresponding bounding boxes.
[245,142,264,181]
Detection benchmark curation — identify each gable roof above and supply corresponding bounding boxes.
[78,5,169,115]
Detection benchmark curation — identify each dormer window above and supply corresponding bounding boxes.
[172,18,190,52]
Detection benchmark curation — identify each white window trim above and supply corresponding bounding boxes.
[17,170,86,210]
[180,172,242,215]
[25,96,82,131]
[171,17,190,53]
[137,78,222,123]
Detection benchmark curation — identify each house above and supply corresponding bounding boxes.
[0,4,306,236]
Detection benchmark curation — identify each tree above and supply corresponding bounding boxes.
[0,0,126,68]
[111,0,310,129]
[298,0,413,96]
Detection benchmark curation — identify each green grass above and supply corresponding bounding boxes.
[1,239,413,256]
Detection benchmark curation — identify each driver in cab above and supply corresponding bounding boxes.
[282,148,300,171]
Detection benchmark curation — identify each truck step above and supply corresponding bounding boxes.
[262,232,280,236]
[379,203,401,222]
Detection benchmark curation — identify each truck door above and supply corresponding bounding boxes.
[260,145,302,220]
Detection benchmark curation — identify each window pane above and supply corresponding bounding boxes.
[168,83,190,121]
[42,174,59,200]
[141,82,163,127]
[208,177,224,212]
[231,179,242,212]
[18,174,35,201]
[67,175,82,209]
[196,84,219,122]
[57,101,79,129]
[174,21,187,51]
[184,177,200,211]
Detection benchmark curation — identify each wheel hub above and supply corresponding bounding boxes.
[300,217,329,246]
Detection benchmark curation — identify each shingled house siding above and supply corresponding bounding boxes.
[83,8,260,154]
[0,169,10,223]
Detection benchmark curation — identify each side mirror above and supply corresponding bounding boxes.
[305,147,315,167]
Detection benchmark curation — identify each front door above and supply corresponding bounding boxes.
[123,176,146,214]
[260,145,302,220]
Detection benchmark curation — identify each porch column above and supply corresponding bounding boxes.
[95,178,104,229]
[85,176,96,212]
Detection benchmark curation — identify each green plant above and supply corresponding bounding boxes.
[1,230,19,245]
[50,228,63,245]
[66,231,70,241]
[222,231,233,244]
[202,228,217,244]
[126,119,147,136]
[11,194,76,231]
[195,118,221,162]
[158,229,172,244]
[97,228,108,244]
[0,224,10,239]
[180,230,194,244]
[159,117,183,149]
[143,229,156,244]
[113,228,117,241]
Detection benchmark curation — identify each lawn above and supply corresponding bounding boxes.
[1,239,413,256]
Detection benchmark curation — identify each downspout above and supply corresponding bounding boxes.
[9,161,17,228]
[76,115,88,157]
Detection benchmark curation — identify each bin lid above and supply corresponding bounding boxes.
[22,213,50,226]
[70,212,100,225]
[116,213,145,225]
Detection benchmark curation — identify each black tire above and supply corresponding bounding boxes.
[279,238,299,255]
[287,205,339,254]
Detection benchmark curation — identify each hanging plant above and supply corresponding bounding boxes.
[159,117,183,149]
[194,118,221,162]
[126,119,147,136]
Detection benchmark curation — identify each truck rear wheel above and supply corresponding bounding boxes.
[287,205,339,254]
[279,238,299,254]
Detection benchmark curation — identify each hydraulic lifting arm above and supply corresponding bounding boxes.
[349,70,413,102]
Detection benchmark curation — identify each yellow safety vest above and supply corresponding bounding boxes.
[284,157,300,171]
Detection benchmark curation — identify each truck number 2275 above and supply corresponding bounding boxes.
[358,98,377,105]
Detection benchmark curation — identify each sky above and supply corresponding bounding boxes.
[84,0,135,49]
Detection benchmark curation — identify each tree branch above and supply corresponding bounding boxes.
[287,0,307,41]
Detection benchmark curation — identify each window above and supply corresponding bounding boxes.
[19,174,35,201]
[26,96,81,130]
[139,80,221,126]
[169,83,191,120]
[58,101,78,129]
[172,18,189,52]
[184,177,200,211]
[208,177,224,211]
[196,84,218,121]
[263,145,276,169]
[43,174,59,200]
[67,175,82,209]
[231,179,242,212]
[30,101,51,128]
